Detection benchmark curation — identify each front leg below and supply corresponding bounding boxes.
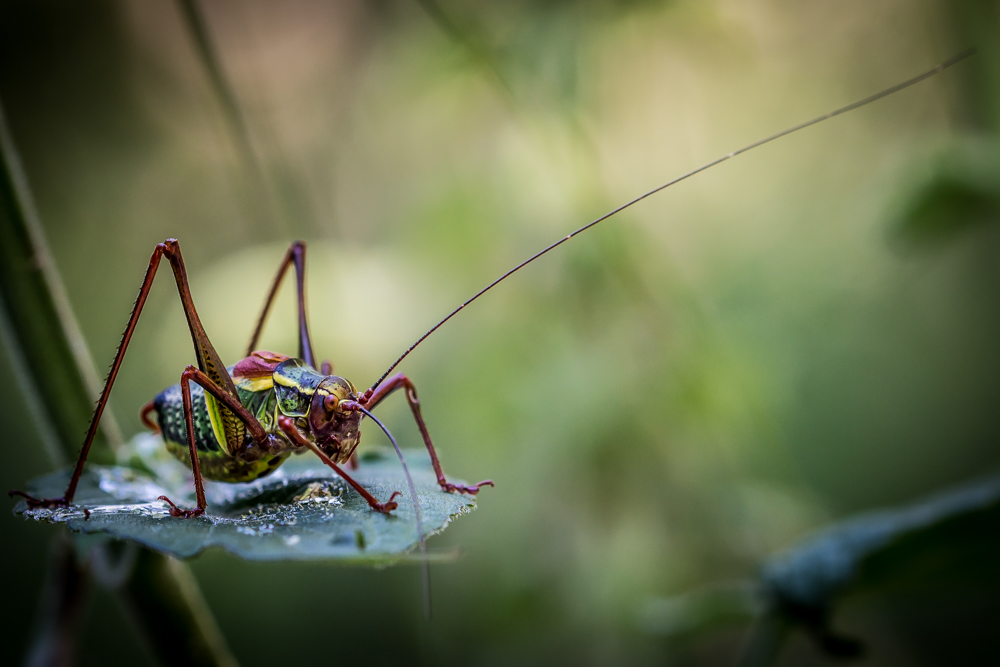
[277,416,400,514]
[361,373,493,495]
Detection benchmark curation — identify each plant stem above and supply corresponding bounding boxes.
[24,534,90,667]
[0,95,238,667]
[176,0,287,238]
[0,99,122,462]
[736,611,790,667]
[118,549,239,667]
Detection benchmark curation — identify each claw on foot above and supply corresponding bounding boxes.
[441,479,494,495]
[158,495,205,519]
[372,491,402,514]
[9,490,70,509]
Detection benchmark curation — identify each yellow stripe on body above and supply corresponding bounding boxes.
[235,376,274,392]
[273,372,300,388]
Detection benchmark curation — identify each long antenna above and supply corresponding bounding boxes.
[357,405,431,618]
[369,49,975,393]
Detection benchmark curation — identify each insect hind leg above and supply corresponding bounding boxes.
[9,239,240,510]
[245,241,317,368]
[157,365,274,518]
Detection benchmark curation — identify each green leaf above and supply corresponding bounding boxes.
[644,478,1000,665]
[15,434,477,563]
[761,475,1000,612]
[735,476,1000,664]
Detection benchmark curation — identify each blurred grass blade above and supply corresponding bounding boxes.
[176,0,288,237]
[1,96,237,666]
[0,97,122,461]
[119,549,239,667]
[735,612,789,667]
[24,534,90,667]
[0,287,65,466]
[414,0,514,102]
[638,582,760,640]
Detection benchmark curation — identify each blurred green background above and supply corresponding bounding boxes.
[1,0,998,664]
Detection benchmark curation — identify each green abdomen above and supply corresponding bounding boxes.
[153,383,288,483]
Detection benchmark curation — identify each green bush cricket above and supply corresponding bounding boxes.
[9,51,972,521]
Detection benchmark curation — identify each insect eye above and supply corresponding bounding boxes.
[323,394,339,412]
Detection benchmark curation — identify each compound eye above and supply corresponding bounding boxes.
[323,394,339,413]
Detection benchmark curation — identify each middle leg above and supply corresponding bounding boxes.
[160,366,274,518]
[277,416,400,514]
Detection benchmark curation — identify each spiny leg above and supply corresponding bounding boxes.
[10,239,241,509]
[245,240,316,368]
[277,416,400,514]
[162,368,209,518]
[158,366,274,518]
[361,373,493,495]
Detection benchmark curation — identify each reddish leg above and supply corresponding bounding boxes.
[277,416,400,514]
[10,239,242,510]
[158,366,273,518]
[361,373,493,495]
[140,399,159,433]
[245,241,316,368]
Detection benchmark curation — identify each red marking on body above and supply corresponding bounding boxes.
[233,350,290,379]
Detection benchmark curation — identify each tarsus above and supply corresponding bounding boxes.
[370,48,976,393]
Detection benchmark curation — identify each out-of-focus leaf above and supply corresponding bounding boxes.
[892,136,1000,243]
[761,475,1000,612]
[751,474,1000,662]
[856,487,1000,590]
[642,477,1000,653]
[15,435,477,563]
